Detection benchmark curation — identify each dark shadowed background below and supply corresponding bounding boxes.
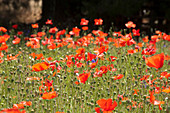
[0,0,170,34]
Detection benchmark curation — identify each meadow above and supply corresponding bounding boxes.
[0,19,169,113]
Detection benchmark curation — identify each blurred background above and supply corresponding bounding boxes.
[0,0,170,34]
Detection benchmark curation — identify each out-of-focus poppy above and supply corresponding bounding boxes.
[32,62,49,71]
[87,52,96,61]
[0,27,7,32]
[7,53,20,61]
[37,32,46,37]
[80,18,89,25]
[160,71,170,79]
[112,74,124,80]
[17,31,23,35]
[0,108,26,113]
[96,98,117,112]
[26,77,40,81]
[13,101,32,109]
[0,58,3,63]
[127,49,137,54]
[30,53,43,60]
[100,66,108,74]
[0,52,4,58]
[46,19,53,25]
[140,75,150,81]
[142,47,156,55]
[107,56,117,62]
[76,48,85,55]
[94,45,108,55]
[31,23,39,28]
[94,18,103,25]
[47,43,57,50]
[145,53,164,69]
[164,54,170,60]
[77,72,90,84]
[82,26,88,31]
[72,27,81,36]
[41,91,57,99]
[149,90,164,110]
[12,24,18,29]
[125,21,136,28]
[0,43,8,51]
[132,29,140,36]
[0,34,10,43]
[133,89,139,95]
[49,27,58,34]
[94,107,101,113]
[162,87,170,93]
[26,37,41,49]
[12,38,21,44]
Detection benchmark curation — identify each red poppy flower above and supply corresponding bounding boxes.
[140,75,150,81]
[94,18,103,25]
[107,56,117,62]
[127,49,137,54]
[7,53,20,61]
[133,89,139,95]
[132,29,140,36]
[13,101,32,109]
[112,31,123,37]
[96,98,117,112]
[32,62,49,71]
[0,108,26,113]
[160,71,170,79]
[37,32,46,37]
[164,55,170,60]
[94,45,108,55]
[12,38,21,44]
[77,72,90,84]
[82,26,88,31]
[125,21,136,28]
[95,107,101,113]
[163,34,170,41]
[0,42,8,51]
[80,18,89,25]
[142,47,156,55]
[12,24,18,29]
[0,52,4,58]
[89,61,98,69]
[30,53,43,60]
[49,27,58,33]
[100,66,108,74]
[72,27,81,36]
[17,31,23,35]
[42,91,57,99]
[76,48,85,55]
[87,52,96,61]
[46,19,53,25]
[112,74,124,80]
[162,87,170,93]
[31,23,39,28]
[145,53,164,69]
[149,90,164,110]
[0,34,10,43]
[0,27,7,32]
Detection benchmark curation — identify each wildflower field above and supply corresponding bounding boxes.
[0,19,169,113]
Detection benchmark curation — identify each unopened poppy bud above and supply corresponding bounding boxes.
[72,57,75,63]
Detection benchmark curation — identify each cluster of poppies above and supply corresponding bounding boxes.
[0,18,169,112]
